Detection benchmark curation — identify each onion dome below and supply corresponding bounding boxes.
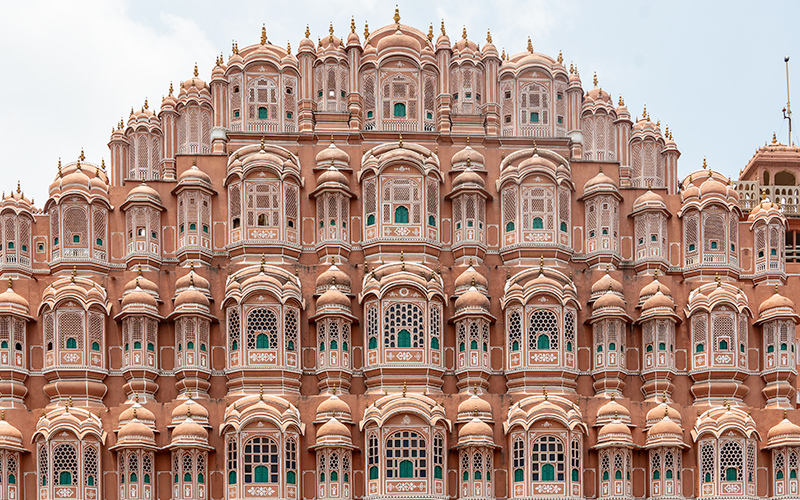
[591,269,624,300]
[455,286,490,312]
[377,26,421,54]
[596,418,634,447]
[316,140,350,167]
[583,169,620,197]
[638,273,671,306]
[117,418,155,445]
[766,415,800,448]
[645,411,686,448]
[632,189,666,213]
[0,413,24,451]
[681,181,700,201]
[120,402,155,426]
[451,141,485,170]
[316,262,350,294]
[0,279,30,317]
[482,30,498,58]
[124,182,162,207]
[316,285,351,310]
[593,289,627,311]
[615,96,630,120]
[458,416,494,446]
[642,289,674,312]
[452,168,486,188]
[175,264,210,294]
[645,402,682,429]
[698,176,728,198]
[317,416,351,441]
[316,393,352,422]
[174,285,210,308]
[454,261,488,293]
[121,283,157,309]
[457,393,492,422]
[179,65,209,95]
[584,79,612,104]
[346,19,360,47]
[170,416,209,448]
[0,185,35,213]
[596,396,631,426]
[317,165,349,186]
[298,25,315,52]
[756,286,800,324]
[171,397,210,426]
[177,164,212,188]
[435,21,451,50]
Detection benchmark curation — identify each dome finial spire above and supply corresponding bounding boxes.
[462,25,467,40]
[402,381,407,397]
[350,17,356,34]
[557,50,563,64]
[702,157,707,169]
[486,28,492,43]
[71,266,77,283]
[393,5,400,27]
[539,256,544,276]
[193,63,199,77]
[260,253,266,273]
[6,278,11,290]
[261,24,267,44]
[527,36,533,53]
[440,19,446,35]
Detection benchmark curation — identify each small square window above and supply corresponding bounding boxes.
[285,87,293,94]
[328,90,335,98]
[530,112,539,123]
[557,116,563,124]
[651,234,657,242]
[286,112,292,119]
[367,111,373,118]
[504,115,511,123]
[557,93,563,100]
[465,92,471,99]
[37,244,44,252]
[710,241,718,250]
[341,90,346,98]
[233,86,240,93]
[689,243,696,252]
[426,111,432,120]
[504,91,511,99]
[233,110,240,118]
[318,91,323,98]
[453,93,458,100]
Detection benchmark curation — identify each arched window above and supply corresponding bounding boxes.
[383,303,423,348]
[513,437,525,482]
[386,431,426,479]
[368,433,379,480]
[243,437,279,484]
[52,444,78,486]
[531,436,564,481]
[529,310,558,351]
[247,309,278,351]
[393,103,406,117]
[394,206,409,224]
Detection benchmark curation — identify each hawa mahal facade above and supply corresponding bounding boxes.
[0,11,799,500]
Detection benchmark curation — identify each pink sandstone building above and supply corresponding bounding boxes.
[0,11,799,500]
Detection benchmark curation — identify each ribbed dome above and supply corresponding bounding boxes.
[172,399,209,421]
[0,284,29,311]
[459,416,493,439]
[598,420,632,439]
[121,289,157,308]
[698,178,728,197]
[177,165,212,186]
[591,272,623,295]
[642,290,674,311]
[454,265,488,290]
[645,404,681,425]
[317,416,351,439]
[458,394,492,416]
[768,418,800,440]
[316,263,351,291]
[317,394,351,418]
[639,278,671,300]
[0,418,22,443]
[120,404,155,424]
[584,171,618,192]
[452,168,485,188]
[376,28,422,54]
[174,287,210,308]
[318,166,349,186]
[759,291,796,315]
[125,183,162,205]
[118,419,155,441]
[455,286,490,310]
[594,292,626,310]
[316,286,351,308]
[316,142,350,165]
[452,144,485,167]
[598,398,631,421]
[633,189,666,211]
[175,270,210,292]
[647,416,683,439]
[172,418,208,440]
[124,272,158,295]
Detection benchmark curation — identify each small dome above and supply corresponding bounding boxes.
[633,189,666,211]
[642,290,674,311]
[647,416,683,440]
[455,286,490,311]
[376,28,422,54]
[459,416,493,439]
[594,291,626,310]
[681,183,700,201]
[317,394,351,419]
[172,399,209,421]
[124,272,158,295]
[645,403,681,425]
[125,182,162,205]
[452,144,485,167]
[0,418,23,447]
[591,272,623,295]
[584,171,618,193]
[452,168,485,188]
[597,397,631,422]
[120,404,155,424]
[768,418,800,440]
[0,283,29,311]
[316,263,351,291]
[316,142,350,165]
[598,420,632,439]
[172,418,208,441]
[454,264,488,290]
[121,289,157,308]
[457,394,492,416]
[174,287,210,308]
[759,290,796,315]
[639,277,671,301]
[118,419,155,442]
[316,286,351,308]
[177,165,212,186]
[318,166,349,186]
[175,270,210,292]
[317,417,351,439]
[518,152,554,172]
[699,178,728,198]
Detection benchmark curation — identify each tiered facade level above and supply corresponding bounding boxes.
[1,13,800,500]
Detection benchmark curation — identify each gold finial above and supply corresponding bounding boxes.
[532,138,538,155]
[189,273,194,288]
[468,256,473,267]
[66,396,72,412]
[16,180,20,194]
[462,26,467,39]
[0,410,3,421]
[708,168,712,178]
[471,276,475,287]
[364,21,369,40]
[473,384,478,396]
[486,29,492,44]
[351,16,356,34]
[427,23,434,41]
[329,22,334,42]
[100,158,106,171]
[193,63,199,77]
[260,253,266,273]
[187,405,192,419]
[663,389,668,403]
[773,132,778,144]
[71,266,77,283]
[619,95,624,106]
[133,407,138,420]
[527,36,533,53]
[261,24,267,44]
[725,400,731,411]
[539,256,544,275]
[776,283,780,294]
[501,48,506,59]
[402,381,407,397]
[474,405,479,417]
[287,41,291,53]
[393,5,400,26]
[134,392,140,403]
[79,148,85,162]
[259,384,264,401]
[593,72,598,87]
[557,50,563,64]
[702,157,707,169]
[441,19,446,35]
[143,98,149,110]
[614,410,619,420]
[715,273,721,287]
[260,136,266,150]
[58,158,62,176]
[7,278,11,290]
[642,105,647,120]
[398,133,403,147]
[664,405,669,418]
[41,409,46,418]
[543,387,548,401]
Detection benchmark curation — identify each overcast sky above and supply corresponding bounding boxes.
[1,0,798,205]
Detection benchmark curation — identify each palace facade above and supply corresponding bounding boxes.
[0,11,799,500]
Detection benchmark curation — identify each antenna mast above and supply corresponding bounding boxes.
[785,55,792,146]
